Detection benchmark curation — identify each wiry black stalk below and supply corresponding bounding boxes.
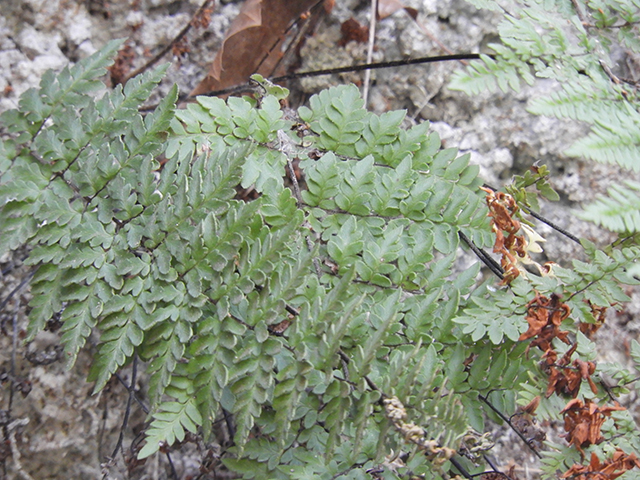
[192,53,486,99]
[459,231,504,280]
[478,393,542,459]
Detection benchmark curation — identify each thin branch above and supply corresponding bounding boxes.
[459,231,505,280]
[97,393,109,462]
[600,60,624,85]
[481,183,581,245]
[222,408,236,442]
[570,0,590,26]
[469,467,515,480]
[7,300,19,416]
[0,271,34,319]
[362,0,378,105]
[623,375,640,386]
[279,130,323,278]
[337,350,384,398]
[478,394,542,459]
[274,53,484,82]
[166,451,179,480]
[566,277,600,302]
[194,53,485,98]
[123,0,216,84]
[1,254,29,276]
[258,0,326,79]
[109,355,138,461]
[520,205,581,245]
[483,454,517,480]
[114,372,149,414]
[599,378,620,404]
[331,464,368,479]
[449,455,474,479]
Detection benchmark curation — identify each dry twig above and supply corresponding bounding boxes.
[362,0,378,105]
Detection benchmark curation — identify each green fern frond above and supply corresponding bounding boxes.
[6,40,640,478]
[451,0,640,240]
[138,398,203,459]
[565,120,640,171]
[527,79,627,123]
[579,180,640,232]
[462,0,503,10]
[449,54,522,95]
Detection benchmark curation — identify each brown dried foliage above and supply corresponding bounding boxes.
[561,399,625,454]
[541,345,598,398]
[109,44,136,86]
[488,187,637,480]
[482,188,526,284]
[481,465,519,480]
[519,292,571,352]
[562,450,640,480]
[513,290,633,479]
[191,0,321,96]
[338,18,369,46]
[171,37,190,58]
[511,414,547,450]
[515,292,637,480]
[579,301,607,338]
[268,317,292,335]
[191,6,213,29]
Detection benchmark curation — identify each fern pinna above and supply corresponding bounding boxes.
[2,40,640,479]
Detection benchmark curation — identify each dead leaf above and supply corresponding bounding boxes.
[338,17,369,47]
[511,412,546,450]
[521,396,541,415]
[191,0,320,96]
[377,0,418,20]
[481,187,526,284]
[579,301,607,338]
[562,450,640,480]
[541,343,599,398]
[191,5,213,29]
[519,293,571,352]
[561,399,625,455]
[109,44,136,86]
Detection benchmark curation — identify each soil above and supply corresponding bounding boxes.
[1,0,639,478]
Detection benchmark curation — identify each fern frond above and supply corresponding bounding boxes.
[8,41,640,478]
[138,398,202,459]
[565,120,640,171]
[462,0,503,10]
[527,80,626,123]
[449,54,520,95]
[89,315,144,392]
[579,181,640,232]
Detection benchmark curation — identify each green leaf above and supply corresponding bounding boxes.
[579,180,640,233]
[138,398,203,458]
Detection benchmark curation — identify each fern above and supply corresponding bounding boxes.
[3,42,640,478]
[454,0,640,232]
[579,181,640,232]
[565,111,640,172]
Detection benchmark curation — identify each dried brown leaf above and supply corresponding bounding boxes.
[561,399,625,455]
[338,17,369,46]
[562,450,640,480]
[377,0,418,20]
[191,0,320,96]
